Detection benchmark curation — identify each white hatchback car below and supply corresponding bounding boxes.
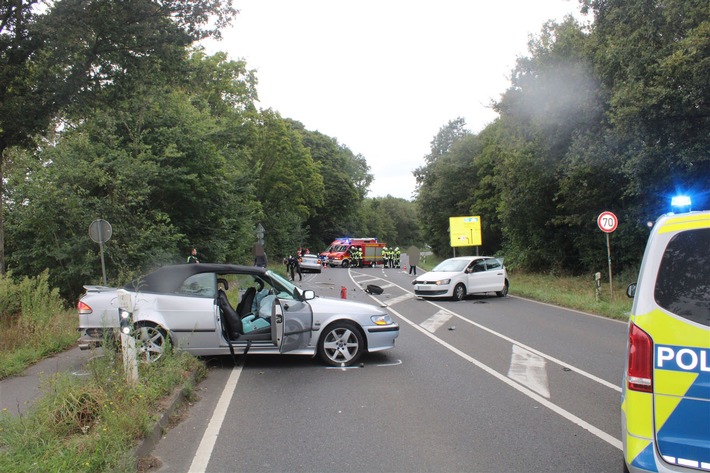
[412,256,509,301]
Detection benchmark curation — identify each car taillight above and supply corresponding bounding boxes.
[78,301,93,315]
[627,322,653,393]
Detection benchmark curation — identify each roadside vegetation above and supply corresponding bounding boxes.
[0,272,77,379]
[0,345,205,472]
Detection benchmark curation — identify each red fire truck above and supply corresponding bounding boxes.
[320,237,386,268]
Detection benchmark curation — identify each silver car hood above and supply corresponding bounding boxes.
[308,296,385,315]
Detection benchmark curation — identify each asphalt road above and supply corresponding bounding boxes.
[148,264,628,473]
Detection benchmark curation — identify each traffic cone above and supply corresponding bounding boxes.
[403,263,407,272]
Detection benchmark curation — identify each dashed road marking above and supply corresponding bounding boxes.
[508,344,550,398]
[384,293,415,306]
[420,310,453,333]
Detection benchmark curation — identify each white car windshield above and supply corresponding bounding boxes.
[432,259,474,272]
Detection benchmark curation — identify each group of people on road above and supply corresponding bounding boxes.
[382,246,401,268]
[348,246,363,267]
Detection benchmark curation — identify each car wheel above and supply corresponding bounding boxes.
[342,260,350,268]
[496,279,510,297]
[453,283,466,301]
[318,321,364,366]
[134,323,169,363]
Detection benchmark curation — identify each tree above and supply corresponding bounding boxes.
[5,51,259,299]
[290,122,373,249]
[0,0,237,274]
[247,111,324,257]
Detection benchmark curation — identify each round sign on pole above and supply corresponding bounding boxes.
[89,219,113,243]
[597,211,618,233]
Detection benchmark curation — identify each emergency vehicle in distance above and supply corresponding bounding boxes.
[622,197,709,473]
[319,237,386,268]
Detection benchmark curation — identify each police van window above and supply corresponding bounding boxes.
[654,227,710,326]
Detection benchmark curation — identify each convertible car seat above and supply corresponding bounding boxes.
[237,287,256,318]
[218,290,243,339]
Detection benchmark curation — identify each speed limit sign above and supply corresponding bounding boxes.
[597,211,618,233]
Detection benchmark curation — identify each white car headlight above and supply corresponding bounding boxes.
[435,279,451,286]
[371,314,394,325]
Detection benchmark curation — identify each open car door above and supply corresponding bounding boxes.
[271,297,313,353]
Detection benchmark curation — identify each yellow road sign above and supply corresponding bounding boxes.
[449,216,482,247]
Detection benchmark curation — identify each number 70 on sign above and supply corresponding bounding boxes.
[597,211,618,233]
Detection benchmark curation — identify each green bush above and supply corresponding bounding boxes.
[0,349,205,472]
[0,271,21,318]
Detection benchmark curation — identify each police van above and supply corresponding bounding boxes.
[622,205,710,473]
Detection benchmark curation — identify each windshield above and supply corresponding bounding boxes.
[265,270,299,300]
[432,259,474,272]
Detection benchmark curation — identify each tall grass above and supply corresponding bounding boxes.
[0,271,78,379]
[0,348,206,472]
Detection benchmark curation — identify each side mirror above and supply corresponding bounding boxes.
[626,283,637,298]
[302,289,316,300]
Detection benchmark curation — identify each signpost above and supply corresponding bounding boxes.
[89,219,112,286]
[597,211,618,300]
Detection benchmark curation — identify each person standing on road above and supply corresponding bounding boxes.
[407,245,420,275]
[187,248,200,264]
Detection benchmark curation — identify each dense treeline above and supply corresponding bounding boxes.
[415,0,709,275]
[2,0,707,302]
[1,1,421,301]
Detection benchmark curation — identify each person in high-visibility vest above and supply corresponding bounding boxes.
[394,247,401,268]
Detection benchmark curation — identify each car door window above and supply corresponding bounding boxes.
[471,261,486,273]
[486,259,501,271]
[175,273,216,298]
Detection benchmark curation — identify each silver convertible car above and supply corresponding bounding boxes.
[78,263,399,366]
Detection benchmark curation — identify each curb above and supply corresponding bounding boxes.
[133,373,197,465]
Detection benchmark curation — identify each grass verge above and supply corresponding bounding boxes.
[0,347,206,472]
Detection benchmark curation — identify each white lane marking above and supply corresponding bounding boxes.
[384,293,415,306]
[189,366,243,473]
[350,272,623,451]
[354,277,381,284]
[420,310,453,333]
[508,345,550,398]
[351,273,621,393]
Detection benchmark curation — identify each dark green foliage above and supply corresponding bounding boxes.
[415,1,709,274]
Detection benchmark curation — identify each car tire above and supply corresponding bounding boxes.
[342,260,350,268]
[496,279,510,297]
[318,321,364,366]
[134,323,170,363]
[453,283,466,301]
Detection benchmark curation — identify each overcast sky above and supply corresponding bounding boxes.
[202,0,587,200]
